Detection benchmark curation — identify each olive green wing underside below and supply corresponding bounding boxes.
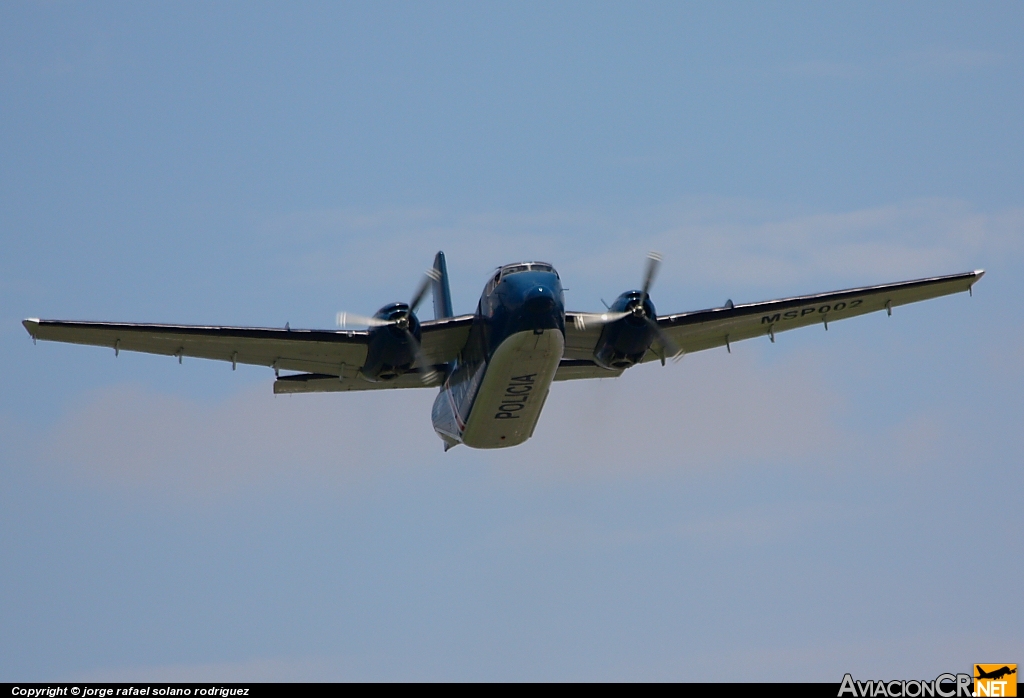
[22,315,474,383]
[562,270,982,368]
[646,270,984,361]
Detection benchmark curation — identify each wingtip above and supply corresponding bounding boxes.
[23,318,40,335]
[973,269,985,279]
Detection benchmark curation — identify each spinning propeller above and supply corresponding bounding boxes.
[631,251,682,360]
[575,252,681,360]
[336,268,442,383]
[571,310,630,330]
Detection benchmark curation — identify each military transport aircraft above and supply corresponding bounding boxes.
[23,252,983,450]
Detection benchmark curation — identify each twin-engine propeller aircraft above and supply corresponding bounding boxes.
[23,253,983,450]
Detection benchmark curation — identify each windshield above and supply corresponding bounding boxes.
[499,262,557,280]
[500,264,530,278]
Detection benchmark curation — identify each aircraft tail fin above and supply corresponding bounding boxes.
[432,251,454,320]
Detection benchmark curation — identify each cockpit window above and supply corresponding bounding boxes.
[499,264,530,279]
[498,262,558,280]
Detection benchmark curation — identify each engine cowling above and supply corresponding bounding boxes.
[360,302,423,381]
[592,291,657,369]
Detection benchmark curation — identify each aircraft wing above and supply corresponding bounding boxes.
[563,270,983,368]
[22,315,474,386]
[645,270,984,361]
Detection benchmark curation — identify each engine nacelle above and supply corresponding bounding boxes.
[592,291,657,370]
[360,302,423,381]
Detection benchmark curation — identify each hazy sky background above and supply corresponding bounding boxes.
[1,1,1022,681]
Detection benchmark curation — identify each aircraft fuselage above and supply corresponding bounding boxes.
[431,263,565,449]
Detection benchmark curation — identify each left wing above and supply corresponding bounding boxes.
[562,270,983,368]
[648,270,984,360]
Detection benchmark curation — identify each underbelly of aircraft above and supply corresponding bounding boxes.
[458,328,563,449]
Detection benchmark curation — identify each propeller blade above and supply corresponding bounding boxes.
[409,268,442,314]
[644,316,683,361]
[336,312,392,328]
[641,251,662,298]
[572,311,630,331]
[338,264,440,330]
[404,328,440,384]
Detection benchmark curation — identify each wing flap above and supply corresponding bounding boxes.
[553,359,623,382]
[274,371,442,393]
[419,314,474,364]
[562,315,604,361]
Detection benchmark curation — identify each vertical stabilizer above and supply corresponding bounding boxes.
[433,251,454,319]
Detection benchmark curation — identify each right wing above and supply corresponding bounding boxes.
[23,314,474,387]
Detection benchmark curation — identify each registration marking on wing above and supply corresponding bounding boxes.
[761,299,864,324]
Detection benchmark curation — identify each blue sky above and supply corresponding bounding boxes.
[1,2,1021,681]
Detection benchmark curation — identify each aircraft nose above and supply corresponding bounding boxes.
[523,285,556,314]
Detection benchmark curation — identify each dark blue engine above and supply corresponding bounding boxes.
[361,302,423,381]
[592,291,658,369]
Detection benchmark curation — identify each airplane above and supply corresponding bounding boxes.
[23,252,983,450]
[975,666,1016,681]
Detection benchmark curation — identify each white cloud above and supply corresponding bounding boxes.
[518,348,846,480]
[262,198,1022,311]
[495,500,839,556]
[40,345,849,496]
[43,383,441,496]
[638,199,1019,293]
